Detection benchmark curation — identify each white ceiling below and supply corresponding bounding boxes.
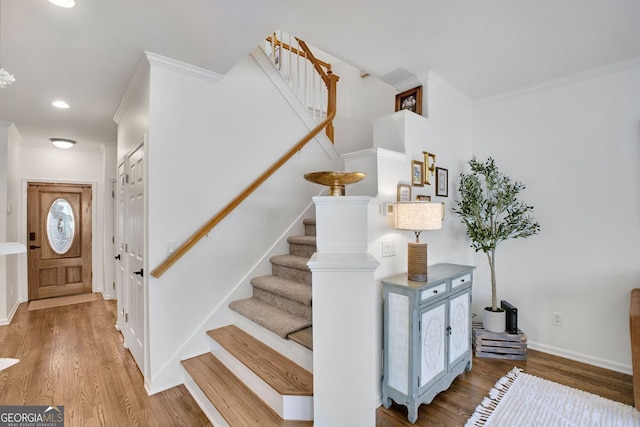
[1,0,639,149]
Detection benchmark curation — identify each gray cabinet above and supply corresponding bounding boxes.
[381,263,474,423]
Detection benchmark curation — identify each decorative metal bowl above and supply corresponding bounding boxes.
[304,171,367,196]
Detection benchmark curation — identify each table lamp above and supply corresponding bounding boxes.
[395,202,443,281]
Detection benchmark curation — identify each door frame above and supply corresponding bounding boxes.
[18,179,98,302]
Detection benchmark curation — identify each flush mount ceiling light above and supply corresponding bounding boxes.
[50,138,76,149]
[52,100,70,109]
[48,0,75,7]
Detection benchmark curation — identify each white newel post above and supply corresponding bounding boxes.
[308,196,380,426]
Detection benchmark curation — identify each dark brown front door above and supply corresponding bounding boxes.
[27,183,92,300]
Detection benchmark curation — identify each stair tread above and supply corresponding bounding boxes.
[251,275,311,306]
[288,327,313,351]
[270,254,311,271]
[302,218,315,226]
[182,353,312,426]
[229,298,311,338]
[207,325,313,396]
[287,235,316,246]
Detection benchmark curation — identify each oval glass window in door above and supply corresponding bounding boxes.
[46,198,76,254]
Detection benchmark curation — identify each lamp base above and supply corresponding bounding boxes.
[407,242,427,282]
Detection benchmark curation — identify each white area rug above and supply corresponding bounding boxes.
[466,367,640,426]
[0,358,19,372]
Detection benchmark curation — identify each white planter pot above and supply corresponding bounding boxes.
[483,308,506,333]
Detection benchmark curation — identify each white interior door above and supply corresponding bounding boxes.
[116,163,126,330]
[119,144,145,370]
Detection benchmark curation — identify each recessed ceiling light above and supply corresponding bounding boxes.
[52,100,70,109]
[50,138,76,149]
[48,0,75,8]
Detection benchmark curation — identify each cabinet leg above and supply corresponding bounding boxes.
[382,394,392,409]
[408,404,418,423]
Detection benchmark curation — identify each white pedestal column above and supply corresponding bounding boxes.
[308,196,380,426]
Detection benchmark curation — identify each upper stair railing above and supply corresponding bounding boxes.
[151,33,339,278]
[264,30,337,142]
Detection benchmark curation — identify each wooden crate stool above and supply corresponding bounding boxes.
[472,322,527,360]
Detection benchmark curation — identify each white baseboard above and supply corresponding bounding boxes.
[528,340,632,375]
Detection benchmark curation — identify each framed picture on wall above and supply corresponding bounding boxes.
[395,86,423,116]
[411,161,424,187]
[397,184,411,201]
[436,167,448,197]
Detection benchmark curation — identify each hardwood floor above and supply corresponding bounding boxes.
[0,295,634,426]
[377,349,635,426]
[0,294,211,427]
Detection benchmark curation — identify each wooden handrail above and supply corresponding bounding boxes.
[150,87,338,278]
[266,36,332,71]
[150,36,338,278]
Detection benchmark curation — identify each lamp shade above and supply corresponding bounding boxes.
[395,202,443,232]
[395,202,443,281]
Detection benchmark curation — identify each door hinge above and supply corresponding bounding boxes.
[125,313,128,322]
[112,282,115,290]
[112,190,115,198]
[125,174,129,184]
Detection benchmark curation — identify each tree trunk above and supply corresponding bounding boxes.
[487,250,497,311]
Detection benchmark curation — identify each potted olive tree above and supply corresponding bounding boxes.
[453,157,540,332]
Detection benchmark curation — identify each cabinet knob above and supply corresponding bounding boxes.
[433,289,438,294]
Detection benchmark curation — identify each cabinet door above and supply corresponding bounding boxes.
[419,300,447,389]
[449,288,471,365]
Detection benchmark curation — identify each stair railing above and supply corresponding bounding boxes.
[151,36,339,278]
[265,31,337,142]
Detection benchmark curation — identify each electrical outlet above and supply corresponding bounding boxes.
[552,312,563,326]
[382,240,396,257]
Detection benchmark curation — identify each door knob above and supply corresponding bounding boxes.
[133,269,144,277]
[115,254,121,260]
[29,245,41,250]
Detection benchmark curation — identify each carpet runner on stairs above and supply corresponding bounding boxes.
[229,218,315,341]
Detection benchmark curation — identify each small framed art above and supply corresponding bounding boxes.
[416,195,431,201]
[436,167,448,197]
[395,86,423,116]
[397,184,411,201]
[411,161,424,187]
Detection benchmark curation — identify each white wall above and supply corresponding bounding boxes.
[471,59,640,373]
[347,72,475,281]
[0,122,9,322]
[331,60,397,155]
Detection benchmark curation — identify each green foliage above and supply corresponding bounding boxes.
[453,157,540,311]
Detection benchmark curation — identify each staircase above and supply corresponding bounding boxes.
[181,218,317,425]
[229,218,316,349]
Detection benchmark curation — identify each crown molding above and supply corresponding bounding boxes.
[114,51,223,124]
[473,56,640,107]
[113,53,150,124]
[144,51,222,84]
